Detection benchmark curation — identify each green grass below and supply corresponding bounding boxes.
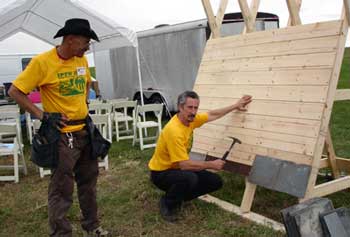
[1,49,350,236]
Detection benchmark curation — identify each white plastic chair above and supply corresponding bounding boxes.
[0,123,27,183]
[90,114,111,170]
[88,102,113,141]
[112,100,137,141]
[133,103,163,150]
[25,103,43,144]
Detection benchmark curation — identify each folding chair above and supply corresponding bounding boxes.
[0,123,27,183]
[88,102,113,141]
[90,114,111,170]
[133,103,163,150]
[25,103,42,144]
[112,100,137,141]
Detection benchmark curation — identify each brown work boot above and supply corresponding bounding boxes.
[83,226,109,237]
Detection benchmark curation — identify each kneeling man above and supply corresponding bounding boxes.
[148,91,252,222]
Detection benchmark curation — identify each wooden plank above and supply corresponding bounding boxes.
[307,176,350,198]
[199,195,285,231]
[202,36,339,61]
[206,20,342,49]
[287,0,302,26]
[202,0,220,38]
[335,89,350,101]
[241,179,257,213]
[197,97,325,120]
[196,69,332,86]
[344,0,350,24]
[215,0,228,32]
[286,0,302,25]
[194,84,329,103]
[208,113,321,138]
[195,123,317,156]
[238,0,255,33]
[336,157,350,172]
[198,52,336,73]
[242,0,260,34]
[319,158,330,169]
[325,130,340,178]
[304,12,348,200]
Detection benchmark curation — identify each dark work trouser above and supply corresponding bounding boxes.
[150,169,223,210]
[48,130,99,237]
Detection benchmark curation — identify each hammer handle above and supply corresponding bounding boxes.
[222,151,229,160]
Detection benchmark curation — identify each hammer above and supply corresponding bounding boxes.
[221,136,242,160]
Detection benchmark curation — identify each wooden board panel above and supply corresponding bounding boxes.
[195,123,317,155]
[198,97,325,120]
[199,52,335,73]
[196,69,332,86]
[202,36,339,62]
[207,113,321,138]
[194,84,328,103]
[192,136,313,166]
[206,20,342,49]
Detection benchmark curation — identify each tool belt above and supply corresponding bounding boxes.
[65,119,86,126]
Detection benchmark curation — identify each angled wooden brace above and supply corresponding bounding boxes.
[202,0,229,38]
[238,0,257,33]
[286,0,302,26]
[287,0,302,26]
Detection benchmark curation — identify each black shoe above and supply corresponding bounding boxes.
[159,197,179,222]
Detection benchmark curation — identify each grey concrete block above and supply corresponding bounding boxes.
[248,155,311,197]
[320,207,350,236]
[281,197,326,237]
[320,212,348,237]
[293,198,334,237]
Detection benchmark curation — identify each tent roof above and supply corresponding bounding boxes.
[0,0,138,51]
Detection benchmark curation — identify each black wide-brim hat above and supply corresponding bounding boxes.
[54,18,99,42]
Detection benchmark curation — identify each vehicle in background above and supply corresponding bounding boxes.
[95,12,279,117]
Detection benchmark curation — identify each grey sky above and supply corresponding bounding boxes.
[0,0,346,57]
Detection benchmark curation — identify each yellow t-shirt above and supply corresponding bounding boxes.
[13,48,91,133]
[148,113,208,171]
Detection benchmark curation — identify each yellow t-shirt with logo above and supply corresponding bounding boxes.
[148,113,208,171]
[12,48,91,133]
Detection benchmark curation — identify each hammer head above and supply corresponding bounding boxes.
[228,136,242,144]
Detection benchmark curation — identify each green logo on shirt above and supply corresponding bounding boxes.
[59,76,86,96]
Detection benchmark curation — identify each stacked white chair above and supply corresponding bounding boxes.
[112,100,137,141]
[133,103,163,150]
[90,114,111,170]
[0,110,27,183]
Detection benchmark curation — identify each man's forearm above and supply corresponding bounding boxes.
[178,159,216,171]
[207,104,237,122]
[8,85,43,119]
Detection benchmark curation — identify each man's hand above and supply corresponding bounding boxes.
[41,112,69,129]
[209,159,226,170]
[235,95,252,111]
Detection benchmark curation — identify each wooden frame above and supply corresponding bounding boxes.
[195,0,350,229]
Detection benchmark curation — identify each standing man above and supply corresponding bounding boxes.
[149,91,252,222]
[9,19,108,237]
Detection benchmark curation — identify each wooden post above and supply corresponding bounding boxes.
[215,0,229,33]
[238,0,256,33]
[303,7,349,200]
[325,128,341,178]
[286,0,302,25]
[241,178,257,213]
[287,0,302,26]
[202,0,221,38]
[242,0,261,33]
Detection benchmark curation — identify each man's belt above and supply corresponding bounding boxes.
[65,119,86,126]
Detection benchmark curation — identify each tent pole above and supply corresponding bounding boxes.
[135,45,144,106]
[135,44,148,136]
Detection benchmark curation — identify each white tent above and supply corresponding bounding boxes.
[0,0,144,104]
